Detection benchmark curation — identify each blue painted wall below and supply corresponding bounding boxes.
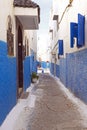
[32,61,37,73]
[50,63,60,77]
[66,53,77,91]
[0,41,37,125]
[56,64,60,78]
[66,49,87,103]
[58,49,87,104]
[50,63,54,75]
[24,56,31,91]
[60,58,67,86]
[30,55,37,74]
[51,49,87,104]
[41,61,47,68]
[37,61,41,68]
[0,41,17,125]
[30,55,33,75]
[37,61,50,69]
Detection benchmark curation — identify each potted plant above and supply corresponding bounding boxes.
[31,72,39,83]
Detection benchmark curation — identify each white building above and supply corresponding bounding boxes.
[0,0,40,125]
[49,0,87,104]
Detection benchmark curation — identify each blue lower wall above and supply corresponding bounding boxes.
[30,55,37,74]
[66,49,87,103]
[32,61,37,73]
[0,41,17,125]
[50,49,87,104]
[41,61,47,68]
[24,57,31,91]
[56,64,60,78]
[0,41,37,125]
[30,55,33,74]
[60,58,67,86]
[50,63,54,75]
[41,61,50,69]
[50,63,59,77]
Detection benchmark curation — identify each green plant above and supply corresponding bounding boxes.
[31,72,37,78]
[31,72,39,83]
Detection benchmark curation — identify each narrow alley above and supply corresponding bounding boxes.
[11,74,87,130]
[1,0,87,129]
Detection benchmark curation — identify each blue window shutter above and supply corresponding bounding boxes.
[78,13,85,47]
[70,22,78,48]
[58,40,63,55]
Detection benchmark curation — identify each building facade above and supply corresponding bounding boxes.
[0,0,40,125]
[49,0,87,103]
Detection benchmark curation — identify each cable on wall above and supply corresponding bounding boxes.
[59,0,74,24]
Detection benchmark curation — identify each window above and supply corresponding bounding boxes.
[70,22,78,48]
[58,40,64,55]
[70,14,85,48]
[78,13,85,47]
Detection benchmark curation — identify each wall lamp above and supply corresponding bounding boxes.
[69,0,73,5]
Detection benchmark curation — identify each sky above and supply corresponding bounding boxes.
[34,0,52,35]
[33,0,53,61]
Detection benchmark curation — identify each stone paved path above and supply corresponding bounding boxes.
[14,74,87,130]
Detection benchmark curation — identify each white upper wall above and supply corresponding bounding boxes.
[0,0,38,57]
[50,0,87,58]
[0,0,15,41]
[29,30,37,54]
[0,0,17,55]
[24,30,37,57]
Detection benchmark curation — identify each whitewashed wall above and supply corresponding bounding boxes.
[28,30,37,55]
[50,0,87,59]
[66,0,87,54]
[0,0,16,55]
[0,0,14,41]
[0,1,38,57]
[24,30,37,58]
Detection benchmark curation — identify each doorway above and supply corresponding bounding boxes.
[17,26,23,97]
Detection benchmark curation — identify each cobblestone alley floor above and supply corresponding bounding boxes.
[13,73,87,130]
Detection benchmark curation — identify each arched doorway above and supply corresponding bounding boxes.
[17,26,23,97]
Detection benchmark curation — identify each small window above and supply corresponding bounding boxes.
[58,40,64,55]
[78,13,85,47]
[70,22,78,48]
